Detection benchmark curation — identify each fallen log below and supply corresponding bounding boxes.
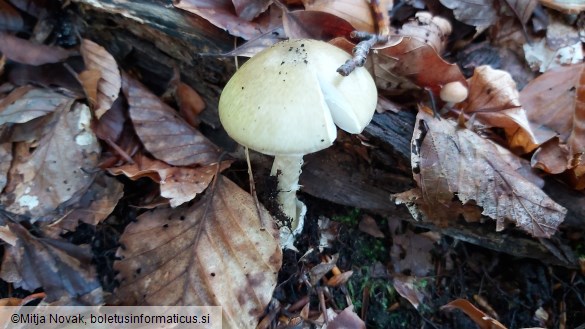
[71,0,582,268]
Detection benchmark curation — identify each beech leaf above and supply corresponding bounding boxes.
[122,73,221,166]
[461,65,538,153]
[0,222,103,304]
[108,154,230,207]
[0,86,71,125]
[0,103,100,218]
[0,32,73,66]
[114,176,282,329]
[302,0,376,33]
[441,299,507,329]
[80,39,121,119]
[439,0,498,31]
[408,109,566,238]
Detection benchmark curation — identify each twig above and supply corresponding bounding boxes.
[337,32,387,76]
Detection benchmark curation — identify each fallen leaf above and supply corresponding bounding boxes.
[524,38,583,72]
[0,0,23,32]
[539,0,585,14]
[108,154,230,207]
[374,37,466,95]
[0,32,73,66]
[80,39,121,119]
[358,214,384,238]
[114,176,282,329]
[520,63,585,174]
[441,299,507,329]
[439,0,498,32]
[93,95,127,143]
[391,11,452,54]
[408,109,566,238]
[461,65,538,153]
[0,85,72,125]
[43,173,124,238]
[327,305,366,329]
[302,0,375,33]
[6,61,84,94]
[1,102,101,218]
[393,274,426,310]
[503,0,538,25]
[0,222,103,304]
[173,0,275,40]
[390,230,435,276]
[176,82,206,128]
[283,9,354,40]
[232,0,272,21]
[122,73,221,166]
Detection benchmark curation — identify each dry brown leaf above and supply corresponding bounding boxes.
[0,86,71,125]
[0,102,100,218]
[173,0,275,40]
[503,0,538,25]
[283,9,354,40]
[114,176,281,329]
[122,73,221,166]
[539,0,585,14]
[439,0,497,32]
[176,82,205,128]
[78,69,101,110]
[358,214,384,238]
[327,305,366,329]
[390,230,435,276]
[0,0,23,32]
[93,96,126,143]
[520,63,585,175]
[441,299,507,329]
[6,61,84,95]
[0,222,103,304]
[43,173,124,238]
[393,274,426,310]
[374,37,466,95]
[0,32,73,66]
[302,0,375,33]
[461,65,538,153]
[407,109,566,238]
[232,0,272,21]
[80,39,121,119]
[108,154,230,207]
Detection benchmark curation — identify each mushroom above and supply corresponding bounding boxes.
[219,39,377,243]
[440,81,468,103]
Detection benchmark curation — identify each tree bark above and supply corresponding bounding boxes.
[71,0,582,268]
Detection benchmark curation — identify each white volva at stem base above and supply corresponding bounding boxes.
[271,155,306,249]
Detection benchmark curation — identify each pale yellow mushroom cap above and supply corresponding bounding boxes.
[440,81,468,103]
[219,39,378,156]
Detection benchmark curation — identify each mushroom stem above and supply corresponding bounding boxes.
[270,154,304,229]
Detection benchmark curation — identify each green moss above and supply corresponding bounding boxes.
[332,208,361,226]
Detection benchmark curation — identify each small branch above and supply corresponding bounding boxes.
[337,31,387,76]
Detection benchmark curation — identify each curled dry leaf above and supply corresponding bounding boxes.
[283,9,354,40]
[392,274,426,310]
[80,39,122,119]
[391,11,452,54]
[503,0,539,25]
[441,299,507,329]
[122,73,220,166]
[520,63,585,176]
[173,0,275,40]
[43,173,124,238]
[439,0,497,32]
[0,86,72,125]
[406,109,566,238]
[232,0,272,21]
[0,103,100,218]
[0,222,103,304]
[461,65,538,153]
[0,32,73,66]
[302,0,375,33]
[108,154,230,207]
[373,37,466,95]
[358,214,384,238]
[114,176,282,329]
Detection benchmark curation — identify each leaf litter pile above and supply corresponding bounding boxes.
[0,0,584,328]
